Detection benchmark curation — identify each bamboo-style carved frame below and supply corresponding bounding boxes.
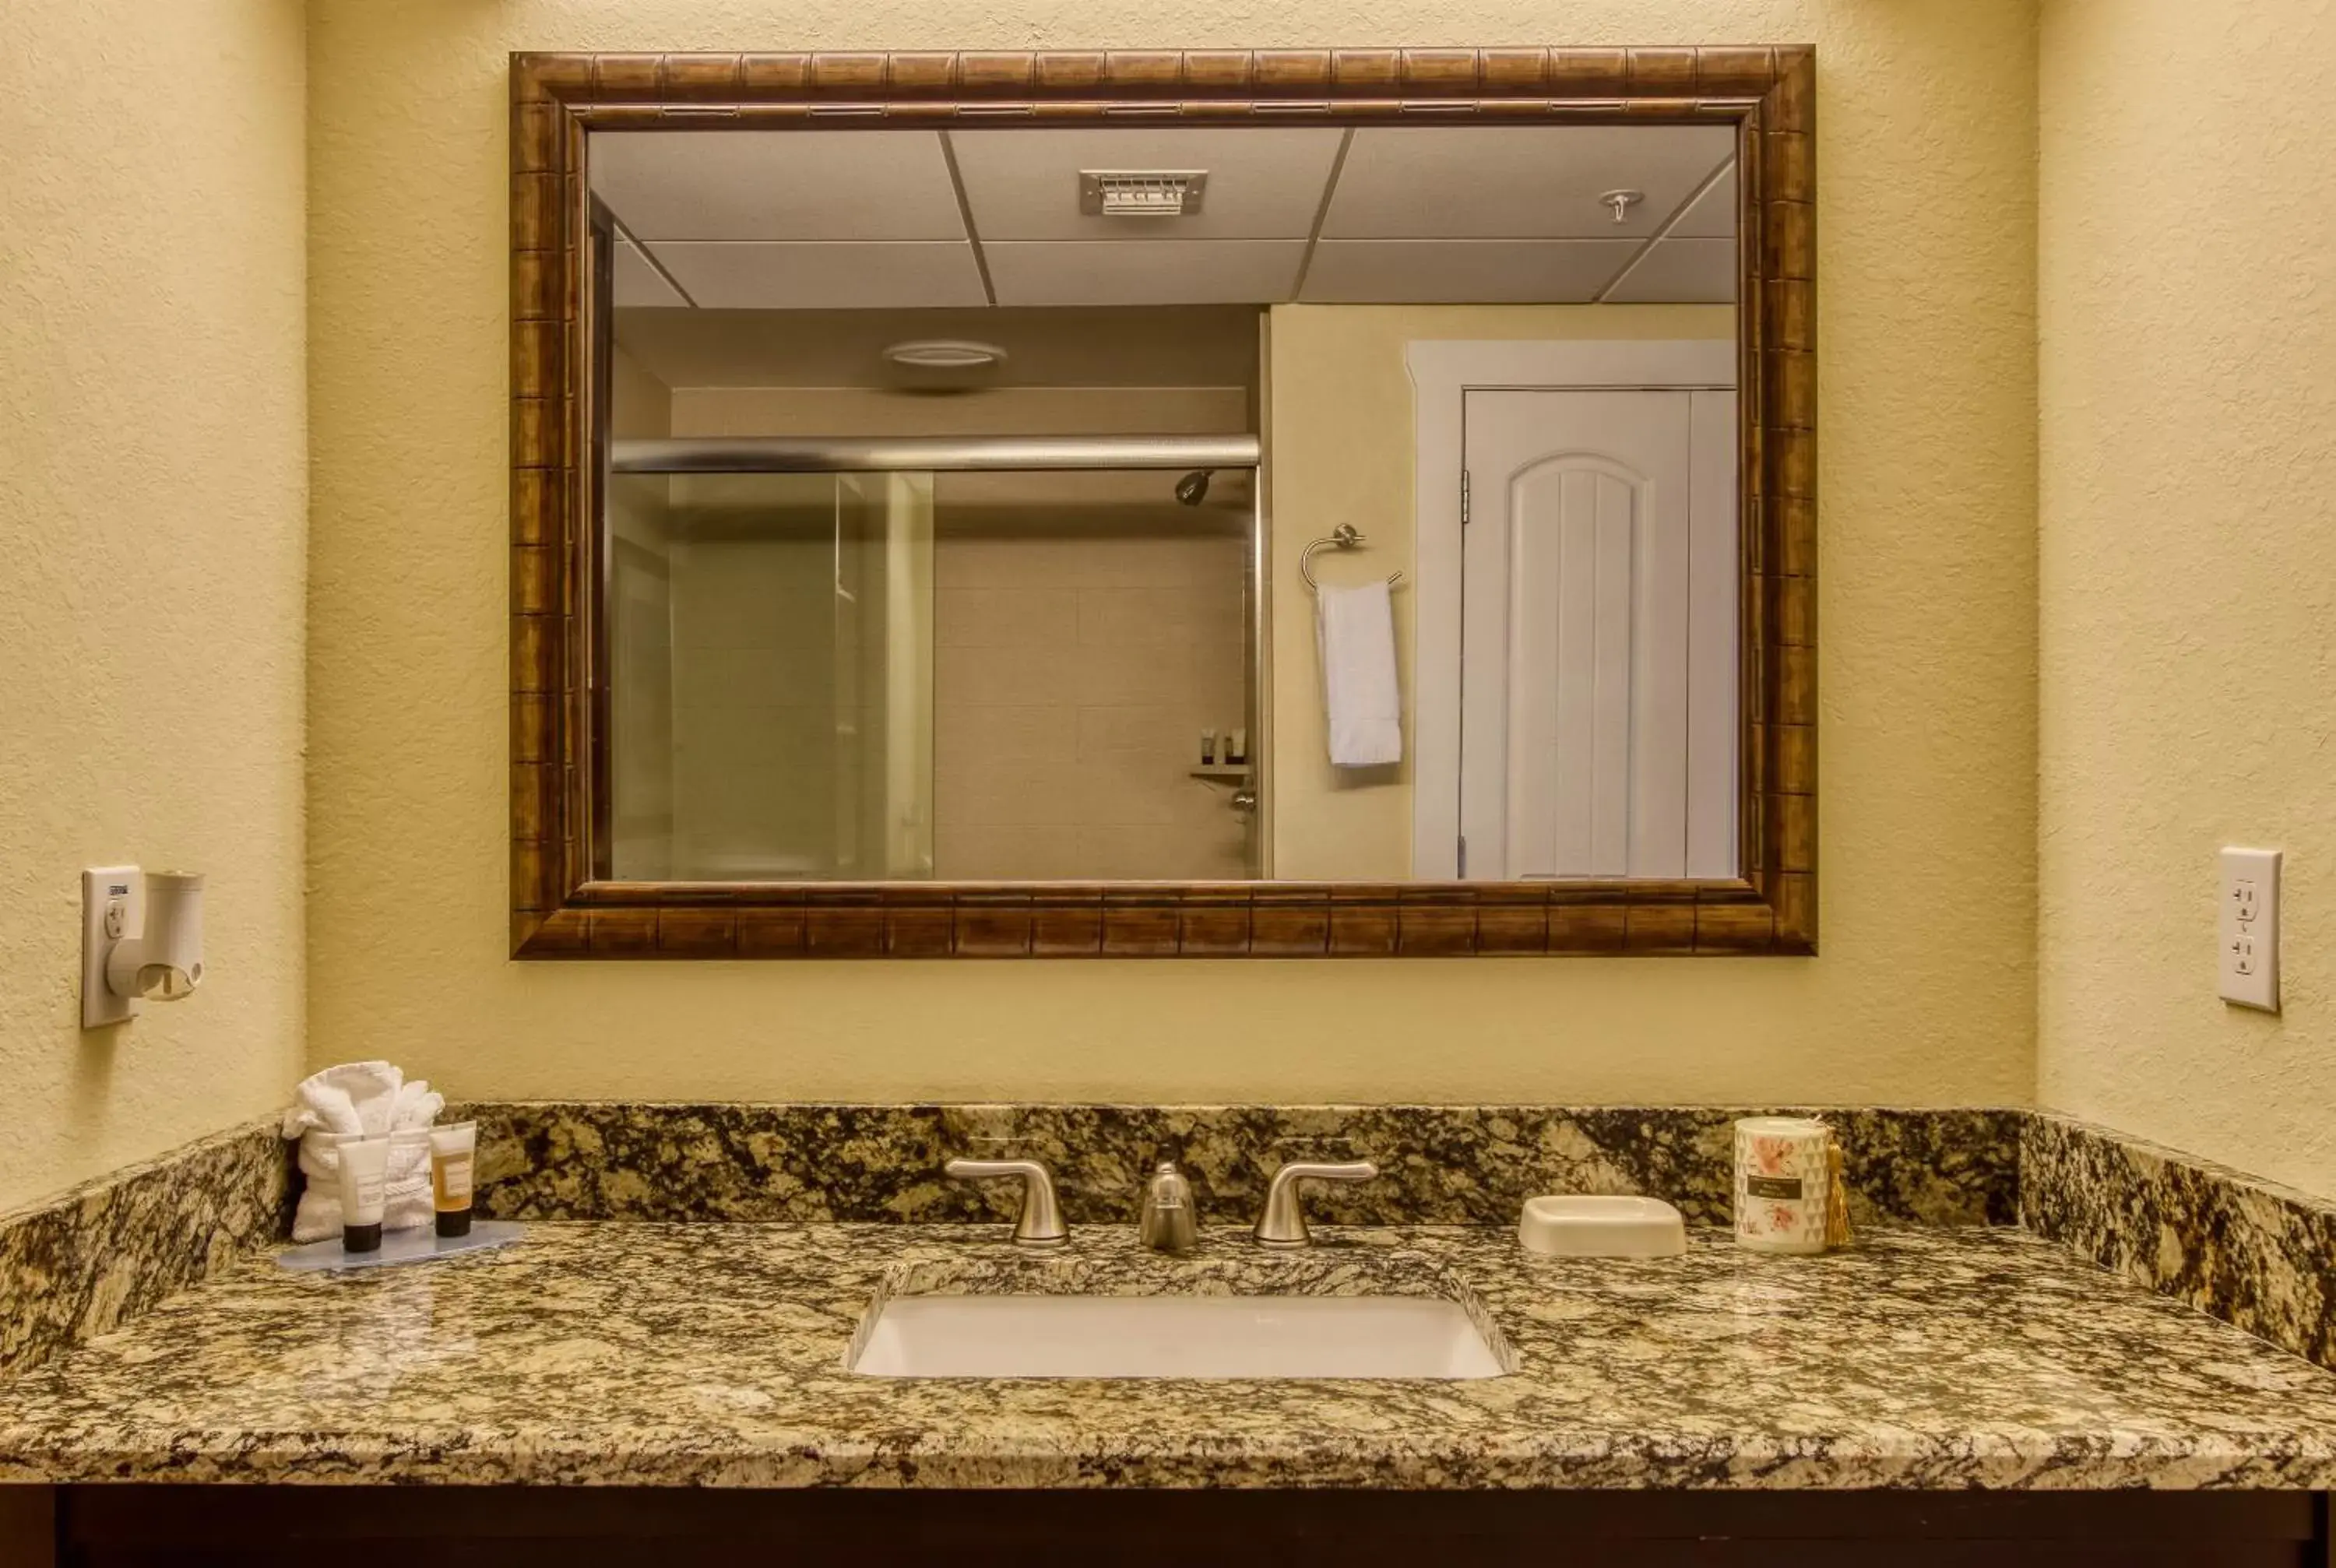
[510,46,1816,960]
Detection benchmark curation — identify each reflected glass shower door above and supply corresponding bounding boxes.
[606,454,1261,883]
[605,470,935,881]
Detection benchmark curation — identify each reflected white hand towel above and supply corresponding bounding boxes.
[1314,578,1402,767]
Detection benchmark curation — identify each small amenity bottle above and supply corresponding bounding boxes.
[333,1134,389,1254]
[429,1122,477,1237]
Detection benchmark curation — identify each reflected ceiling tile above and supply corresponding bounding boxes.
[983,240,1306,306]
[950,127,1346,241]
[647,241,990,310]
[614,240,688,308]
[1599,239,1738,304]
[589,130,965,241]
[1667,163,1737,240]
[1299,240,1642,304]
[1321,125,1736,241]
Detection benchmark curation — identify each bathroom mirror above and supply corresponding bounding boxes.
[511,48,1814,958]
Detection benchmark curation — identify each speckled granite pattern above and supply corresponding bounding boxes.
[0,1118,291,1378]
[462,1102,2021,1229]
[2022,1113,2336,1373]
[2,1222,2334,1489]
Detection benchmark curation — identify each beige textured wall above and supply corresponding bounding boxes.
[1266,303,1735,879]
[2038,0,2336,1195]
[0,0,308,1208]
[308,0,2039,1106]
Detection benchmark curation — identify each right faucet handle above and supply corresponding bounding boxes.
[1252,1159,1379,1247]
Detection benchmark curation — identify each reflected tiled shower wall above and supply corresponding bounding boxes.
[933,526,1252,880]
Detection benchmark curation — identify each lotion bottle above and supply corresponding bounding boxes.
[430,1122,478,1238]
[333,1134,390,1254]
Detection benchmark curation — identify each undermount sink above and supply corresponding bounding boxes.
[848,1292,1509,1380]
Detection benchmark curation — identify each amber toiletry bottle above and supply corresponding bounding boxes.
[429,1122,477,1237]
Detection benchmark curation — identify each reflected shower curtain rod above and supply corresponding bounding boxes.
[608,434,1261,475]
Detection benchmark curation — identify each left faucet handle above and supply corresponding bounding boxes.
[945,1157,1068,1247]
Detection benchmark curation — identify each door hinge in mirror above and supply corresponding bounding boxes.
[1461,470,1471,526]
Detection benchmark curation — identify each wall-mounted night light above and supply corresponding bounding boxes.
[81,866,205,1028]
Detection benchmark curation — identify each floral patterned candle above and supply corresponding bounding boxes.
[1733,1116,1834,1254]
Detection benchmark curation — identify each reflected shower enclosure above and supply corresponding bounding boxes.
[603,451,1261,884]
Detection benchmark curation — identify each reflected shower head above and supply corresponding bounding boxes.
[1174,469,1212,507]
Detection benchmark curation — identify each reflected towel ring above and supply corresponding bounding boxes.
[1300,525,1405,592]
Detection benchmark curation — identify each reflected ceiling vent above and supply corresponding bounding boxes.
[1079,171,1210,218]
[882,339,1008,371]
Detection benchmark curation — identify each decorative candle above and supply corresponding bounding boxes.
[1733,1116,1834,1254]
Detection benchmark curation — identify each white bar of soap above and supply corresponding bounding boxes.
[1517,1195,1687,1257]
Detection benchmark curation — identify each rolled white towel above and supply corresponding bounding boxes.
[283,1062,442,1242]
[385,1127,434,1233]
[280,1060,399,1141]
[392,1077,445,1132]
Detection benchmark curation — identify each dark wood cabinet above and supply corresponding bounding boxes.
[32,1485,2331,1568]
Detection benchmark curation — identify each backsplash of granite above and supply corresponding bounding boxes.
[11,1101,2336,1387]
[2021,1113,2336,1373]
[458,1102,2023,1230]
[0,1118,291,1378]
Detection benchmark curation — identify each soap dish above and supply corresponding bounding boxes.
[1518,1195,1687,1257]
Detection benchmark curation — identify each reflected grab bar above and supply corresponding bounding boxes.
[609,434,1261,474]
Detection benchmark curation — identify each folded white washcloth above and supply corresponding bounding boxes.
[1315,578,1403,767]
[282,1062,444,1242]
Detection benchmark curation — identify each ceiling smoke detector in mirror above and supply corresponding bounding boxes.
[881,338,1008,391]
[883,339,1008,371]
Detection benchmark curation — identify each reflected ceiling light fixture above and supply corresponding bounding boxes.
[882,339,1009,371]
[1599,188,1646,223]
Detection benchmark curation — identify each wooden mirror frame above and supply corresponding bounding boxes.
[509,46,1815,960]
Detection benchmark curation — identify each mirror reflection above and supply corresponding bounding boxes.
[589,125,1740,884]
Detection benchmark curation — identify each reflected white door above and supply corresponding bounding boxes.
[1459,389,1736,880]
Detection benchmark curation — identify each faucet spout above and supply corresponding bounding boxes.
[1138,1160,1199,1255]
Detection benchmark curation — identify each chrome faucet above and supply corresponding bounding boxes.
[1138,1159,1199,1255]
[945,1156,1068,1247]
[1252,1159,1379,1247]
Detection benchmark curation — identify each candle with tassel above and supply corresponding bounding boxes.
[1733,1116,1835,1254]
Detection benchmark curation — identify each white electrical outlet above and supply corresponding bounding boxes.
[2218,847,2281,1013]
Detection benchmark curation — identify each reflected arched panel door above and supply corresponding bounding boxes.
[1460,388,1736,880]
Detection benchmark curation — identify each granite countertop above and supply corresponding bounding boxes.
[4,1221,2336,1490]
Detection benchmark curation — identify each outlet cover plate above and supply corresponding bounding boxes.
[81,866,140,1028]
[2218,846,2281,1013]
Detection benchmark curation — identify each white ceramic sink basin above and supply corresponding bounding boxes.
[850,1293,1508,1380]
